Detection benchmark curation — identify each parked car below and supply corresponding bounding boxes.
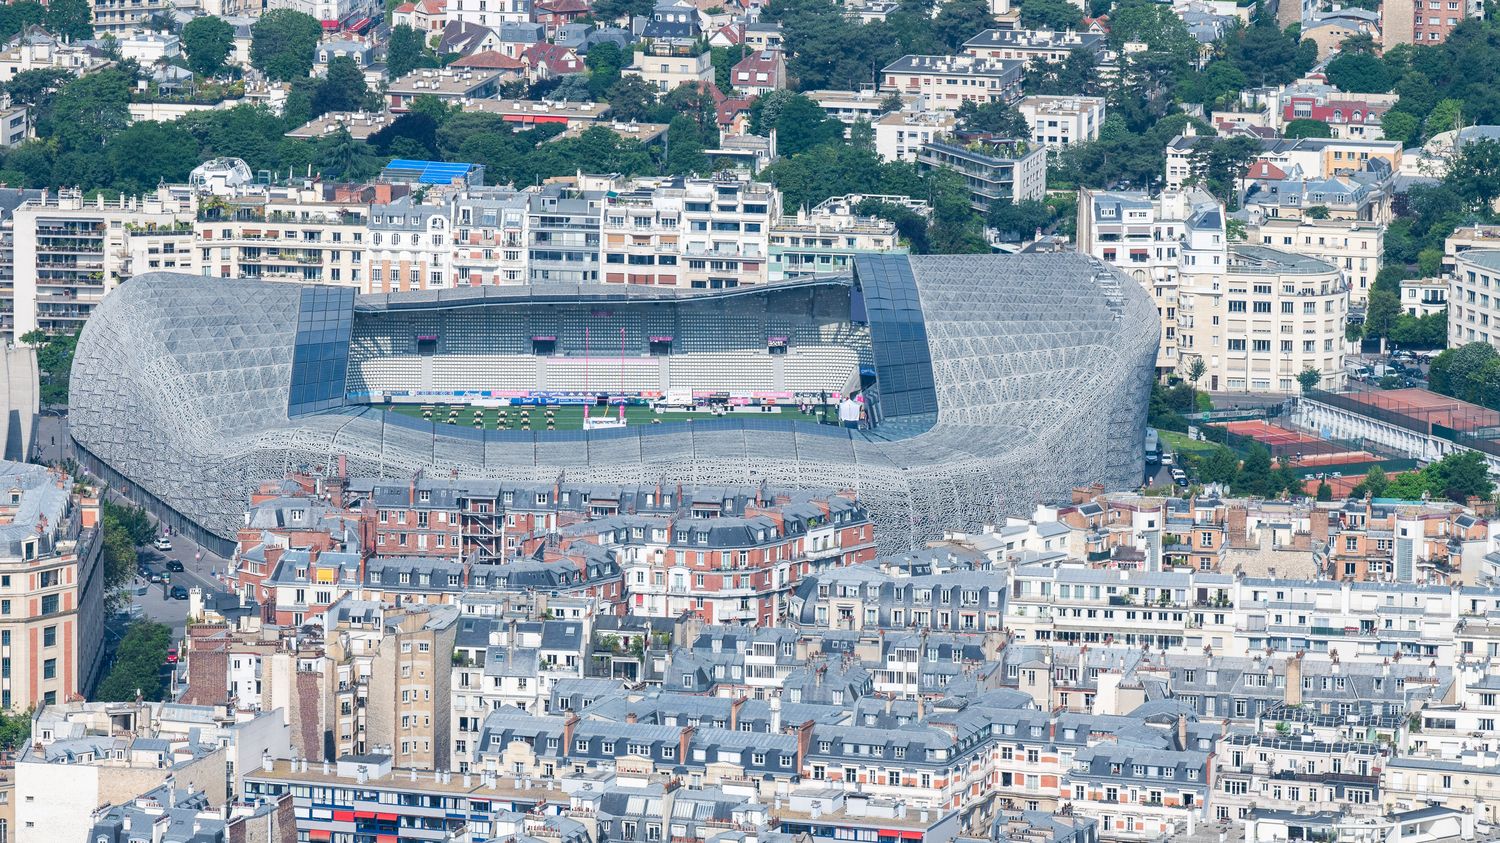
[165,647,179,664]
[146,569,162,584]
[165,560,183,572]
[153,536,173,551]
[169,586,188,600]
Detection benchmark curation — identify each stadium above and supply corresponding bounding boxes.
[67,254,1158,556]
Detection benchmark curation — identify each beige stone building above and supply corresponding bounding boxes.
[366,605,459,772]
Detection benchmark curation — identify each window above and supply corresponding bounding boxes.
[42,659,55,680]
[42,626,54,648]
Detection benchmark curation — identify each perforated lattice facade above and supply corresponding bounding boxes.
[68,254,1157,552]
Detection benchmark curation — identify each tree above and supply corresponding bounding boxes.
[769,94,844,157]
[94,621,173,702]
[49,68,131,152]
[1354,466,1390,498]
[1297,366,1322,394]
[1424,97,1465,138]
[1187,357,1207,399]
[664,113,708,175]
[586,41,625,99]
[108,121,199,193]
[1225,17,1316,87]
[250,9,322,82]
[1285,118,1333,138]
[1315,480,1333,501]
[20,329,76,405]
[1189,136,1259,208]
[987,198,1051,241]
[605,76,659,123]
[386,24,428,80]
[311,56,371,117]
[4,68,69,108]
[1326,50,1394,93]
[1381,111,1419,145]
[1446,138,1500,212]
[1233,444,1275,497]
[1019,0,1082,29]
[956,99,1029,138]
[43,0,91,40]
[1364,288,1401,339]
[317,127,372,179]
[0,1,44,43]
[1430,342,1500,401]
[1273,458,1302,499]
[931,0,993,50]
[1430,449,1494,502]
[181,15,235,76]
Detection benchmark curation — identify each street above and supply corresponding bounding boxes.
[32,414,231,637]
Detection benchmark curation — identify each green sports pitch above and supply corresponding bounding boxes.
[383,403,836,431]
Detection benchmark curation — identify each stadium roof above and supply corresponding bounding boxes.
[68,255,1157,556]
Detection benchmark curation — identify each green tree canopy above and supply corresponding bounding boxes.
[95,621,173,702]
[251,9,323,82]
[181,15,236,76]
[43,0,91,40]
[1019,0,1082,30]
[1285,118,1333,138]
[1326,50,1395,93]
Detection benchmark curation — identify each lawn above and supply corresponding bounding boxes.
[384,403,835,432]
[1158,429,1224,456]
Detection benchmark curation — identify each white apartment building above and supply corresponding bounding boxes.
[1178,239,1348,394]
[624,48,713,93]
[1075,188,1220,378]
[367,195,453,293]
[1449,249,1500,348]
[879,55,1024,110]
[196,186,369,287]
[1249,217,1383,306]
[13,189,196,337]
[451,191,530,286]
[768,195,905,281]
[1400,276,1447,317]
[873,109,957,163]
[450,0,531,28]
[1017,95,1105,149]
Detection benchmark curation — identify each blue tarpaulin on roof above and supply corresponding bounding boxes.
[383,159,476,184]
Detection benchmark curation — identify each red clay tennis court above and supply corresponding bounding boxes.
[1211,418,1379,465]
[1218,419,1329,447]
[1339,388,1500,433]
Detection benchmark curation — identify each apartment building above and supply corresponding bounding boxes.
[916,135,1047,213]
[17,702,291,843]
[602,490,876,624]
[196,184,369,286]
[597,176,775,288]
[450,189,530,286]
[366,605,459,771]
[0,188,39,343]
[387,68,502,110]
[768,194,906,281]
[1380,0,1480,45]
[1401,276,1447,316]
[1165,132,1404,191]
[13,189,195,337]
[0,461,103,709]
[805,89,916,126]
[1449,250,1500,348]
[1178,243,1347,394]
[1075,188,1217,377]
[1279,85,1395,140]
[873,109,958,163]
[1017,95,1106,149]
[879,55,1024,110]
[961,28,1109,64]
[1443,223,1500,273]
[624,43,714,92]
[526,183,602,283]
[367,195,453,293]
[0,28,111,75]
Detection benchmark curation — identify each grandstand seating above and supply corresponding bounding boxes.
[345,285,869,398]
